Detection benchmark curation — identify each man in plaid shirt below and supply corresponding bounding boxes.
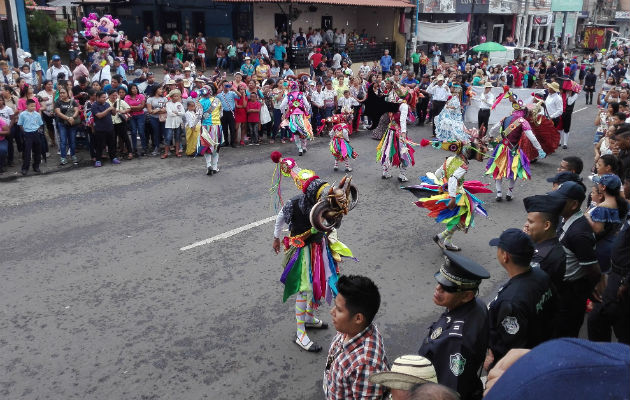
[323,275,390,399]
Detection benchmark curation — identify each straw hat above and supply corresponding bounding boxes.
[368,355,438,390]
[484,82,494,88]
[166,79,176,85]
[436,75,445,81]
[168,89,181,97]
[547,82,560,92]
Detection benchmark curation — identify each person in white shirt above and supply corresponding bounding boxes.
[332,52,342,70]
[359,61,371,78]
[476,82,495,134]
[426,75,451,136]
[45,55,72,86]
[23,53,42,90]
[91,63,112,85]
[339,29,347,47]
[544,81,563,132]
[163,89,185,157]
[260,41,269,59]
[309,81,325,134]
[560,87,579,149]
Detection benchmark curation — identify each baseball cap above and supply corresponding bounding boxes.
[489,228,535,260]
[592,174,622,191]
[52,55,61,61]
[485,338,630,400]
[548,181,586,202]
[146,71,154,76]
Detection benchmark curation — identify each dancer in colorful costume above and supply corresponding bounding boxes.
[519,97,560,161]
[271,151,358,352]
[376,84,419,182]
[434,86,470,142]
[403,139,492,251]
[198,85,223,175]
[486,92,547,202]
[327,114,357,172]
[280,81,313,156]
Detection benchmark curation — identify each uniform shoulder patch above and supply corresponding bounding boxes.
[449,353,466,376]
[430,327,443,340]
[501,316,520,335]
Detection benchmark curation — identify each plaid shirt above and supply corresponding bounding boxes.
[323,324,389,399]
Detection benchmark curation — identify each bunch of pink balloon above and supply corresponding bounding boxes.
[81,13,121,49]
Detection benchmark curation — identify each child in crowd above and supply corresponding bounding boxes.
[164,89,185,157]
[338,90,359,131]
[17,99,44,175]
[19,65,32,87]
[246,92,261,145]
[184,100,201,156]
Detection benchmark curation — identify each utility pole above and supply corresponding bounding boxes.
[287,0,293,69]
[520,0,530,46]
[560,11,568,50]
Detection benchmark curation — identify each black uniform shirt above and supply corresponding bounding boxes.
[531,237,566,290]
[488,268,555,364]
[611,220,630,273]
[418,298,488,400]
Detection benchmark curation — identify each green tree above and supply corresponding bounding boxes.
[26,9,65,56]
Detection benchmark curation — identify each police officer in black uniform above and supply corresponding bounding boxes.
[486,229,556,369]
[588,217,630,344]
[418,250,490,400]
[523,194,567,291]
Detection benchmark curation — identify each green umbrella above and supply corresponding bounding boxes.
[472,42,507,52]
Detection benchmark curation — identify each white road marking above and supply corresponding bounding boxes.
[180,216,276,251]
[574,107,588,113]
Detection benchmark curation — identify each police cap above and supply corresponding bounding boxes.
[435,250,490,291]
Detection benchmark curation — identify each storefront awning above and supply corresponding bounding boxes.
[215,0,415,8]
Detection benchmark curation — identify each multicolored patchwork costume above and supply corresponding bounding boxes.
[486,94,546,201]
[404,139,491,251]
[280,81,313,155]
[270,151,357,352]
[198,87,223,175]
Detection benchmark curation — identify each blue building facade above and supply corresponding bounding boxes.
[82,0,252,42]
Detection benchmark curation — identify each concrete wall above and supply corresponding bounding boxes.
[251,4,397,43]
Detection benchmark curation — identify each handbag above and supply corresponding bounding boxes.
[117,100,128,122]
[63,102,80,126]
[260,102,272,125]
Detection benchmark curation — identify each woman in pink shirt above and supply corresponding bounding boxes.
[124,83,147,156]
[17,85,41,112]
[72,58,90,83]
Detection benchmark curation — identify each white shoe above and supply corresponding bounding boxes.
[398,174,408,182]
[382,171,392,179]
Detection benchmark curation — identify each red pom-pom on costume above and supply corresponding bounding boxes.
[271,151,283,163]
[502,85,510,92]
[420,138,432,147]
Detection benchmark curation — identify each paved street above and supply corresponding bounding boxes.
[1,99,596,399]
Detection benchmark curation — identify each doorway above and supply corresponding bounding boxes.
[322,16,333,31]
[142,11,153,33]
[274,13,288,34]
[193,13,205,36]
[161,12,181,33]
[492,24,504,43]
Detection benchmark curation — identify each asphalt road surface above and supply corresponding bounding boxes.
[1,96,597,399]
